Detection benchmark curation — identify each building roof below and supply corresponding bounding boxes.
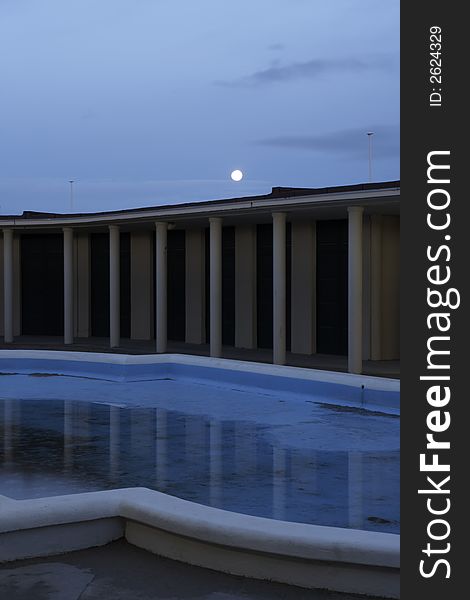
[0,180,400,229]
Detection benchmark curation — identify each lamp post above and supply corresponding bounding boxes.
[367,132,374,183]
[69,180,74,211]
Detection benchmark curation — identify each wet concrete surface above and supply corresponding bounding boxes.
[0,539,382,600]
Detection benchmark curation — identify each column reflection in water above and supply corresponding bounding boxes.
[3,399,14,464]
[185,414,205,496]
[155,408,168,490]
[290,449,318,496]
[78,402,90,447]
[109,405,120,483]
[234,421,256,477]
[272,446,287,520]
[63,400,73,471]
[130,408,154,487]
[209,420,222,507]
[306,450,318,495]
[348,451,364,529]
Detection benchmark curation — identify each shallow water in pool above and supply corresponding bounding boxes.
[0,374,399,533]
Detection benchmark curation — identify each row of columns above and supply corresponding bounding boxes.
[2,206,364,373]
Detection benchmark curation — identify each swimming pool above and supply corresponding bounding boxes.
[0,351,399,534]
[0,350,400,597]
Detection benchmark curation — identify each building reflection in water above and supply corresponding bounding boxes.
[63,400,73,471]
[184,413,206,502]
[109,405,120,482]
[272,446,287,520]
[348,451,364,529]
[0,399,399,533]
[155,408,167,490]
[3,399,14,465]
[78,402,89,441]
[234,421,257,477]
[209,420,222,507]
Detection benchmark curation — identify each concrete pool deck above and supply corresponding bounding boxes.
[0,335,400,379]
[0,487,399,598]
[0,539,387,600]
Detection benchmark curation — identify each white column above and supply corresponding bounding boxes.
[235,224,257,349]
[109,225,120,348]
[348,206,364,374]
[155,222,168,353]
[209,217,222,357]
[3,229,13,343]
[63,227,74,344]
[272,212,286,365]
[185,228,206,344]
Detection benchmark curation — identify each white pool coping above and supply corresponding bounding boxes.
[0,488,399,598]
[0,349,399,391]
[0,351,400,597]
[0,488,398,566]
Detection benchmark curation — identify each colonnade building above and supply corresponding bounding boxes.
[0,181,400,374]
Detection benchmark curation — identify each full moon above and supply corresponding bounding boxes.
[230,169,243,182]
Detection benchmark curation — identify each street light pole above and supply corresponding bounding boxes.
[69,180,74,211]
[367,132,374,183]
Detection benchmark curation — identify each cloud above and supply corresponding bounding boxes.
[255,125,399,159]
[216,55,391,87]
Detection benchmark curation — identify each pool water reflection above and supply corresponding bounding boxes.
[0,398,399,533]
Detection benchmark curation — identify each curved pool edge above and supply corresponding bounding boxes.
[0,349,400,412]
[0,487,400,598]
[0,350,400,596]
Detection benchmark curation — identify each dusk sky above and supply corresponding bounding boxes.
[0,0,399,215]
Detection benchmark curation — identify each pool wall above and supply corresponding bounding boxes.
[0,350,400,597]
[0,350,399,412]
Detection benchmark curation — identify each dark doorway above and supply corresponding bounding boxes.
[286,224,292,352]
[167,230,186,342]
[21,234,64,336]
[90,232,131,339]
[256,224,291,350]
[90,234,108,338]
[120,234,131,338]
[316,220,348,355]
[204,229,209,343]
[222,227,235,346]
[256,225,272,349]
[204,226,235,346]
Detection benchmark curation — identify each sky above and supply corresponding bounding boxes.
[0,0,399,214]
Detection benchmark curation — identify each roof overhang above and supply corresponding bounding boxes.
[0,186,400,232]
